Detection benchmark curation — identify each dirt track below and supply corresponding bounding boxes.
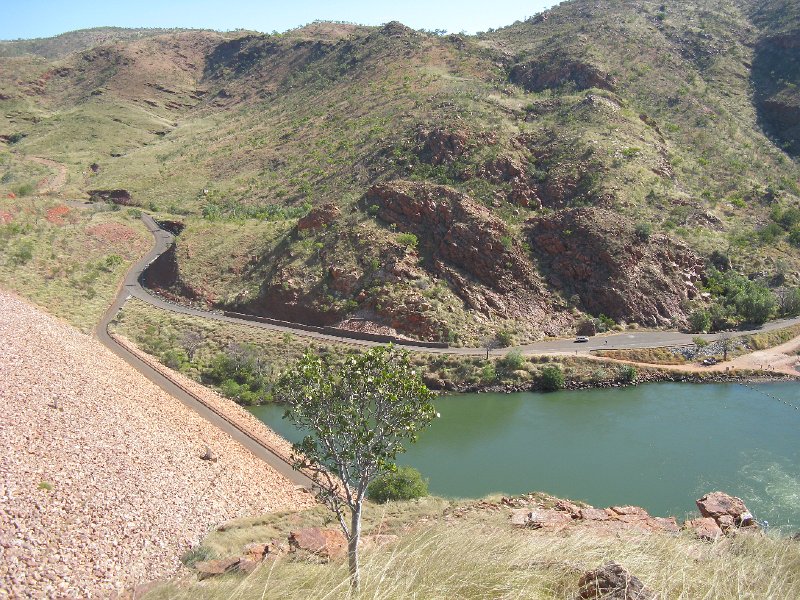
[0,291,315,598]
[27,156,68,194]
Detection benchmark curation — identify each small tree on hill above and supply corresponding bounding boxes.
[274,345,436,589]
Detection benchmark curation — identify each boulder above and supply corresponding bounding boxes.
[685,517,723,541]
[696,492,755,529]
[297,203,340,230]
[511,509,530,527]
[236,558,261,574]
[195,557,241,580]
[527,508,574,530]
[576,562,656,600]
[288,528,347,559]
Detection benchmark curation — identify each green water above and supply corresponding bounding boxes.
[249,382,800,530]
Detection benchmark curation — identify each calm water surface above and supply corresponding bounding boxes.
[249,382,800,530]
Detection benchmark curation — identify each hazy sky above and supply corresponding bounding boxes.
[2,0,556,40]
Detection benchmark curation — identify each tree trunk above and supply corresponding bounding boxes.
[348,503,362,589]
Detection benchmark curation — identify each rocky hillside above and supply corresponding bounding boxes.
[2,0,799,343]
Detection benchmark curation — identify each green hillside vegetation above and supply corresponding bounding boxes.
[0,193,150,331]
[2,0,800,345]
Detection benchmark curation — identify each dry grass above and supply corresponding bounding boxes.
[746,324,800,351]
[145,504,800,600]
[0,198,150,331]
[594,347,687,365]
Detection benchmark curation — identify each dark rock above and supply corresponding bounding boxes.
[417,128,471,166]
[510,55,616,93]
[88,189,133,205]
[363,180,570,333]
[200,446,218,462]
[576,562,656,600]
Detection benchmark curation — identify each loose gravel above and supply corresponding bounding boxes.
[0,291,315,598]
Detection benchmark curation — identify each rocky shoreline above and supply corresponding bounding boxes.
[447,369,794,395]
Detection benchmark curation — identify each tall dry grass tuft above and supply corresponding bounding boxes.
[148,522,800,599]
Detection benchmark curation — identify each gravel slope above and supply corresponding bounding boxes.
[0,291,314,598]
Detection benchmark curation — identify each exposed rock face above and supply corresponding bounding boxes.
[417,128,471,166]
[576,562,656,600]
[288,528,347,559]
[364,180,568,332]
[510,501,678,534]
[752,31,800,156]
[297,202,340,230]
[528,208,703,327]
[88,189,133,205]
[474,156,542,209]
[510,57,616,93]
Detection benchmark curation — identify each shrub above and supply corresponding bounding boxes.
[634,222,652,241]
[693,336,709,347]
[161,348,189,371]
[788,227,800,248]
[367,466,429,503]
[495,330,514,347]
[13,182,34,197]
[757,223,783,244]
[619,365,637,383]
[480,362,496,382]
[396,232,418,249]
[689,309,711,333]
[498,349,525,373]
[540,365,564,392]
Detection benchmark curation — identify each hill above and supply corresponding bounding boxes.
[1,1,800,345]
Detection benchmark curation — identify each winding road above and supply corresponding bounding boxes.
[106,214,800,356]
[92,213,800,489]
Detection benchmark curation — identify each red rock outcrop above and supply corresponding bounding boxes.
[297,202,340,230]
[695,491,756,531]
[510,57,616,93]
[289,528,347,559]
[417,128,471,166]
[364,180,568,332]
[527,207,703,327]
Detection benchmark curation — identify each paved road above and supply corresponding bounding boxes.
[93,214,800,486]
[94,215,315,490]
[112,214,800,357]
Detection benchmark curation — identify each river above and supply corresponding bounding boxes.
[249,382,800,531]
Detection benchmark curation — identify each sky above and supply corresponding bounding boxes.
[1,0,557,41]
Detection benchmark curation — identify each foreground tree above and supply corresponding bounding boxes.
[274,345,436,589]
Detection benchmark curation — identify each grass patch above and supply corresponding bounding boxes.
[146,497,800,600]
[744,323,800,351]
[0,198,150,331]
[594,347,687,365]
